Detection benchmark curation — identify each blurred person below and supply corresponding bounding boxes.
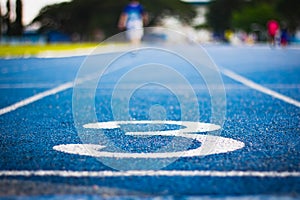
[118,0,148,45]
[280,23,289,47]
[267,20,279,46]
[224,29,234,43]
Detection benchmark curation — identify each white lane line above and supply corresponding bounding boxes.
[0,83,59,88]
[221,68,300,108]
[1,83,300,89]
[0,170,299,178]
[0,82,73,116]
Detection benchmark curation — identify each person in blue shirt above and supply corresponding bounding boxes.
[118,0,148,45]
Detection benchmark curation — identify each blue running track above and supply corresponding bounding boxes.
[0,44,299,199]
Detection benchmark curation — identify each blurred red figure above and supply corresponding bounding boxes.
[267,20,279,46]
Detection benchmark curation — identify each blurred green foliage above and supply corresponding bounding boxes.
[206,0,245,34]
[232,3,278,32]
[33,0,196,41]
[206,0,300,35]
[276,0,300,33]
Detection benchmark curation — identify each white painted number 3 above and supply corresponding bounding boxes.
[53,121,245,158]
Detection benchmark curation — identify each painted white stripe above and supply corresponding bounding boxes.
[0,83,58,88]
[0,82,74,116]
[0,74,96,116]
[0,83,299,90]
[221,68,300,108]
[0,170,299,178]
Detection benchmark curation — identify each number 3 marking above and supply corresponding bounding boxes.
[53,121,245,158]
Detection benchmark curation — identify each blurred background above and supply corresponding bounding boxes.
[0,0,299,45]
